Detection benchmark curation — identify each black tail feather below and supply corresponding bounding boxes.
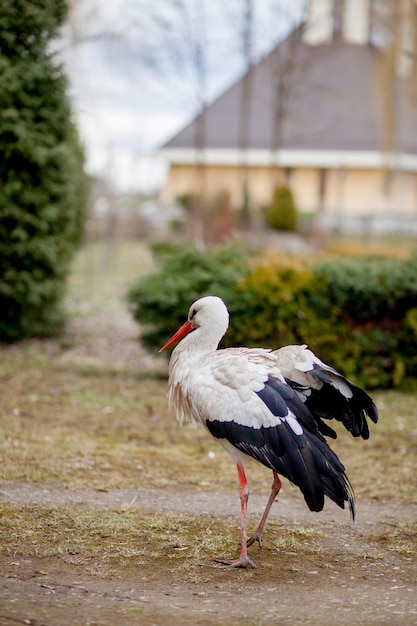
[303,430,355,520]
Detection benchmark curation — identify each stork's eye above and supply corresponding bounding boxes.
[190,308,197,319]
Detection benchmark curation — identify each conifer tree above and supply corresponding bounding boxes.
[0,0,87,340]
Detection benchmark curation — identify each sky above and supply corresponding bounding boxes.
[60,0,306,194]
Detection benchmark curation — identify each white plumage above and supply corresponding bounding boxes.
[160,296,378,568]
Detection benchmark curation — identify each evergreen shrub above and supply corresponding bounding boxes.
[312,255,417,388]
[127,245,251,351]
[0,0,88,340]
[265,186,298,231]
[128,246,417,389]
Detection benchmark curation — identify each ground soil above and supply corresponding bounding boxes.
[1,241,417,626]
[1,483,417,626]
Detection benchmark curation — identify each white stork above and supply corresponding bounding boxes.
[160,296,378,568]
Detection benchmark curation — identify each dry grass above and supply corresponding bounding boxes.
[0,504,236,574]
[0,342,415,500]
[329,390,417,502]
[0,501,337,581]
[2,497,414,585]
[0,342,238,491]
[322,234,417,259]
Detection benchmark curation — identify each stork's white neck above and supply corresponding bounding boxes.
[171,321,223,357]
[167,294,229,389]
[166,295,229,426]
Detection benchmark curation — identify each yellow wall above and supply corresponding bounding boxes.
[159,163,417,217]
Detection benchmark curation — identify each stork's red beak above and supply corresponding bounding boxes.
[159,320,194,352]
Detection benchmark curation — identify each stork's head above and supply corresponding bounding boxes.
[159,296,229,352]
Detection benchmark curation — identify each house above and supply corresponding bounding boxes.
[158,0,417,233]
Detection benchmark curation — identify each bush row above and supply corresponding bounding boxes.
[127,245,251,352]
[127,245,417,389]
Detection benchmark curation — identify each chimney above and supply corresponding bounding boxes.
[303,0,371,46]
[303,0,334,45]
[342,0,370,45]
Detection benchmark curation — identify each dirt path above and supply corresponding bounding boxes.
[1,482,417,626]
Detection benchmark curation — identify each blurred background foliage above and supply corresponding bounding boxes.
[264,186,298,232]
[127,245,251,351]
[128,245,417,390]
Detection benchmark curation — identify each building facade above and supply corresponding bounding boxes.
[159,0,417,233]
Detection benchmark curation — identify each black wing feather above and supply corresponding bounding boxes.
[286,365,379,440]
[205,375,354,517]
[206,418,325,512]
[257,377,319,434]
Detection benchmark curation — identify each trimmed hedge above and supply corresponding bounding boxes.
[127,246,417,389]
[229,252,417,389]
[127,245,251,351]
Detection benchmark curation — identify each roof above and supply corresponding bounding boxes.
[162,31,417,156]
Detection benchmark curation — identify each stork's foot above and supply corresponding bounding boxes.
[215,556,256,569]
[247,530,263,548]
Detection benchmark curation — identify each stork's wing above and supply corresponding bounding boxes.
[274,345,378,440]
[193,351,354,517]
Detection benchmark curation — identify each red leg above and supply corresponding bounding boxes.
[217,463,256,568]
[247,471,282,548]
